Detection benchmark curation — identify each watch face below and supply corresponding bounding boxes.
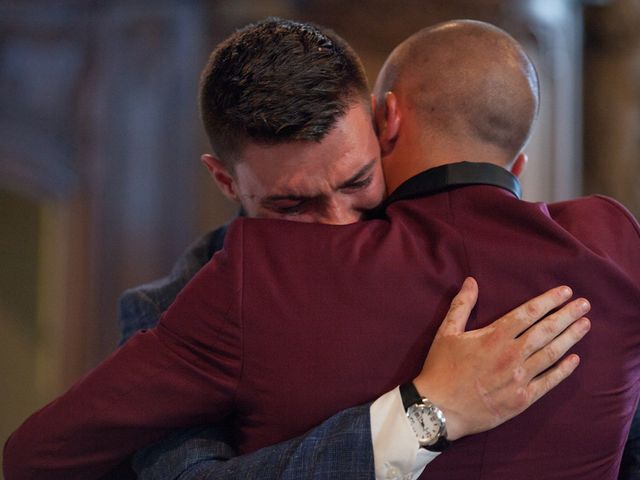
[407,403,444,445]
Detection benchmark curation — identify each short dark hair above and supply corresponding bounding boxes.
[199,17,369,167]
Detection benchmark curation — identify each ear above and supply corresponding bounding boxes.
[510,153,528,178]
[201,154,239,201]
[370,94,380,136]
[375,91,400,156]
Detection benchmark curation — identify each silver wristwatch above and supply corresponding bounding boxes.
[399,382,450,452]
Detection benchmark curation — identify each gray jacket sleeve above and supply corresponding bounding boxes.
[132,405,374,480]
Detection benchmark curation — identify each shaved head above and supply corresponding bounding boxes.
[374,20,539,164]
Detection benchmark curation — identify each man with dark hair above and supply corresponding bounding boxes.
[198,18,384,225]
[6,18,624,480]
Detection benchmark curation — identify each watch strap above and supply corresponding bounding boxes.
[426,435,450,452]
[399,382,423,410]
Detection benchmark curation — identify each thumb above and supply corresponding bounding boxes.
[437,277,478,336]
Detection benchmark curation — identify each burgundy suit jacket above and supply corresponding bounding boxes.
[5,163,640,480]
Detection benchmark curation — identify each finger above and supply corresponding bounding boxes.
[525,353,581,406]
[519,298,591,358]
[437,277,478,336]
[524,317,590,378]
[499,285,573,338]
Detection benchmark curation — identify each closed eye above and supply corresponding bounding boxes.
[270,202,308,215]
[341,175,373,192]
[262,196,314,216]
[337,159,377,192]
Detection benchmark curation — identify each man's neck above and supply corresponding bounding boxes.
[383,137,512,195]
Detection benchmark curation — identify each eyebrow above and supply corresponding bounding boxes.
[337,158,376,189]
[262,158,377,205]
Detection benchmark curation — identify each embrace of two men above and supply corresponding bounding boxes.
[4,16,640,480]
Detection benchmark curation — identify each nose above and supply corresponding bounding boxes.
[321,198,362,225]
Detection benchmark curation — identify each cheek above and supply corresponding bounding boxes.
[238,197,260,217]
[364,174,387,208]
[353,185,385,211]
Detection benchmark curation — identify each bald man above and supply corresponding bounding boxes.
[373,21,535,194]
[5,19,638,480]
[363,20,638,478]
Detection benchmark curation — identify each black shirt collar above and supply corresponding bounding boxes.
[366,162,520,219]
[379,162,520,213]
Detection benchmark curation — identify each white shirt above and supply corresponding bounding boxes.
[370,386,440,480]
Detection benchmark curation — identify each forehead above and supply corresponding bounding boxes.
[233,103,380,197]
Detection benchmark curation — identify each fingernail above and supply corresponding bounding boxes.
[578,299,591,313]
[580,318,591,332]
[560,286,572,298]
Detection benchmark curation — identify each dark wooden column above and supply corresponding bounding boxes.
[85,2,211,364]
[584,0,640,217]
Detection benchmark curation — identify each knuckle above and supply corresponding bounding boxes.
[539,320,558,339]
[525,322,556,350]
[512,366,527,384]
[544,344,560,364]
[516,387,531,407]
[555,360,571,377]
[519,342,533,359]
[524,301,541,320]
[448,297,464,312]
[556,304,578,323]
[556,322,586,347]
[514,386,531,410]
[554,287,568,301]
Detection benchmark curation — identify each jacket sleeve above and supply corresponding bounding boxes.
[133,404,375,480]
[3,223,245,480]
[117,220,376,480]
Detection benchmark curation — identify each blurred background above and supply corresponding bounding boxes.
[0,0,638,466]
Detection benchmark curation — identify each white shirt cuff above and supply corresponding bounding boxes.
[370,386,439,480]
